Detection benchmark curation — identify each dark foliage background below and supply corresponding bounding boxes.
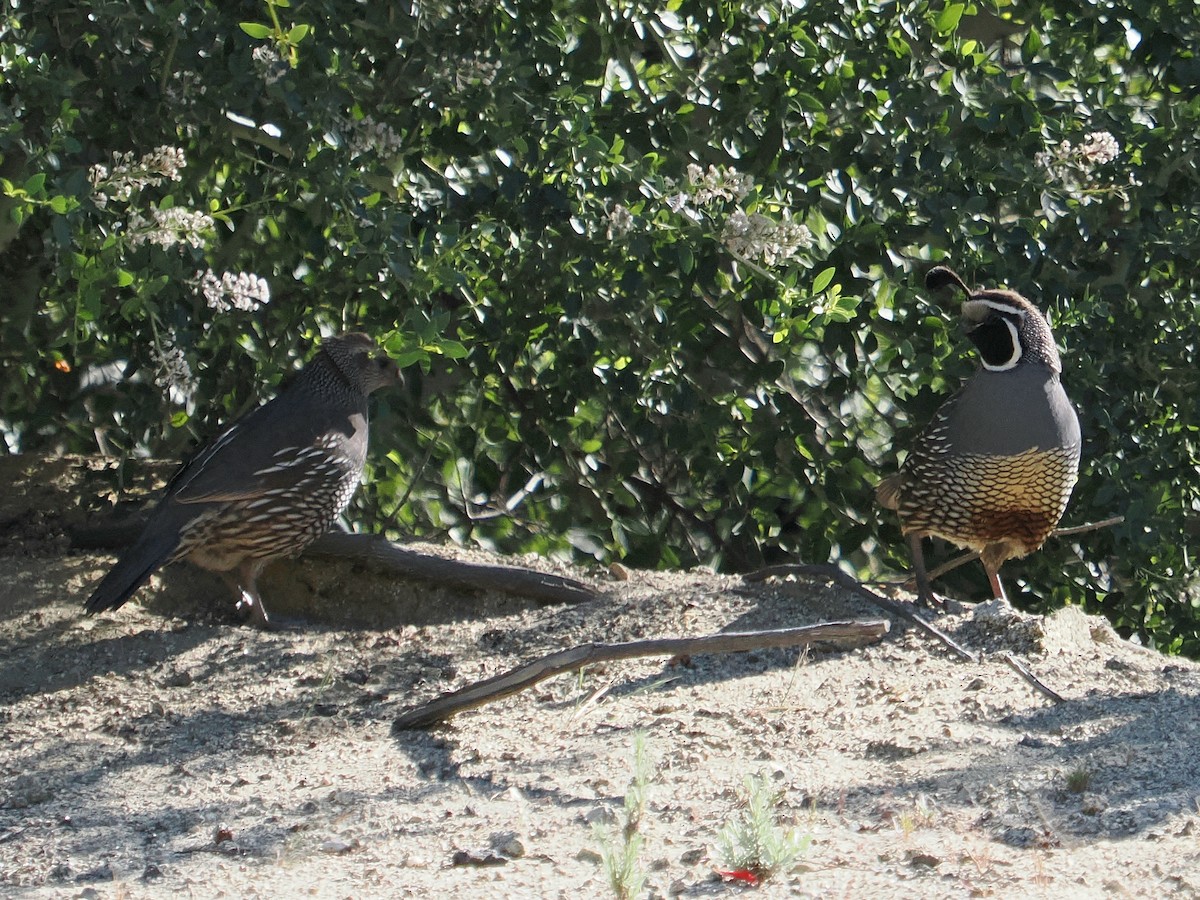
[3,0,1199,651]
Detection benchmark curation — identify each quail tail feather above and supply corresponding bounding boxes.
[84,524,182,615]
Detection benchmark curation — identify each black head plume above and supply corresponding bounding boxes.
[925,266,972,299]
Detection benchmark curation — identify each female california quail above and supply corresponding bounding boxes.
[85,332,400,627]
[877,267,1082,606]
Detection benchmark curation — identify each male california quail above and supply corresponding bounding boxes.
[85,332,400,627]
[877,267,1081,606]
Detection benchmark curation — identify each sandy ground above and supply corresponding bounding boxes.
[3,459,1200,898]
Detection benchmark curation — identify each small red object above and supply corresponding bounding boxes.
[717,868,760,885]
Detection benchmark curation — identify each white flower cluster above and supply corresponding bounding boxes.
[151,339,198,394]
[196,269,271,312]
[606,204,634,240]
[452,54,500,90]
[164,70,206,107]
[89,146,186,204]
[721,211,813,265]
[430,53,501,93]
[345,115,404,159]
[1079,131,1120,164]
[1035,130,1120,183]
[686,164,755,205]
[252,44,288,86]
[127,207,214,249]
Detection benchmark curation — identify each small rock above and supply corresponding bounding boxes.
[141,864,164,882]
[1000,826,1040,848]
[75,863,113,883]
[451,848,506,867]
[161,669,194,687]
[909,852,940,868]
[213,826,234,845]
[575,848,603,865]
[490,831,525,859]
[865,740,918,760]
[680,848,705,865]
[584,806,616,826]
[318,838,359,854]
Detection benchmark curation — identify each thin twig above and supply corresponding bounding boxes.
[1051,515,1124,537]
[392,619,891,730]
[743,564,978,662]
[1001,653,1066,704]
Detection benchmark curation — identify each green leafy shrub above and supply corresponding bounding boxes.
[3,1,1200,652]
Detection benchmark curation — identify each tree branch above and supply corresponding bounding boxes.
[306,532,596,606]
[392,618,890,730]
[742,563,978,662]
[1001,652,1065,704]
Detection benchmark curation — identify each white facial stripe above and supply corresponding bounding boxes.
[964,298,1028,323]
[978,300,1027,319]
[980,318,1022,371]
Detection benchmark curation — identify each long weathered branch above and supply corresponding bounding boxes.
[742,563,977,662]
[392,618,891,730]
[305,532,596,606]
[73,519,597,607]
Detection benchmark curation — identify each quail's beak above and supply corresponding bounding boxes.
[383,356,403,388]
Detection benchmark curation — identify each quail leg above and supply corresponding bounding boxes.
[222,561,274,629]
[908,535,968,612]
[908,534,943,609]
[984,565,1009,604]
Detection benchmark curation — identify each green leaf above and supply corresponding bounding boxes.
[394,350,429,368]
[48,195,70,214]
[436,340,469,359]
[287,24,310,43]
[170,411,190,428]
[239,22,272,39]
[679,244,694,274]
[23,173,46,194]
[935,4,965,35]
[812,266,836,293]
[115,268,135,287]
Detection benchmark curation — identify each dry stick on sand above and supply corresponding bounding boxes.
[743,563,978,662]
[1001,652,1066,704]
[392,619,891,730]
[742,566,1073,705]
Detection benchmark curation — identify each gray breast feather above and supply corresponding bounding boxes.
[945,368,1080,457]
